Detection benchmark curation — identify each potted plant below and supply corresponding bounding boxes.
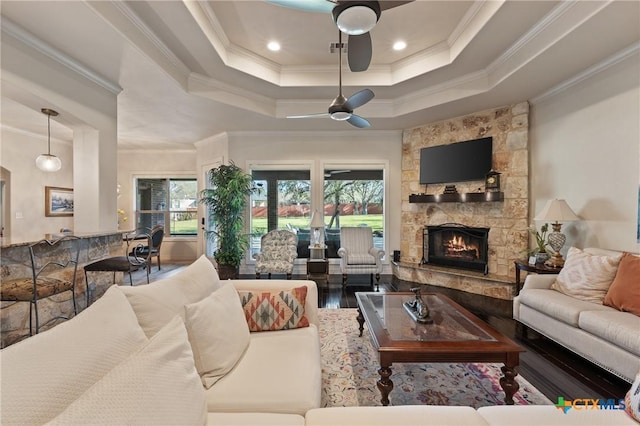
[199,162,254,279]
[528,223,550,263]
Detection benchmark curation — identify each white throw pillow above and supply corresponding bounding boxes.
[120,255,222,337]
[0,286,148,425]
[184,282,250,388]
[551,246,623,303]
[45,316,207,426]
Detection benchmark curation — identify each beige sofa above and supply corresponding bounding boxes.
[1,255,636,425]
[514,248,640,383]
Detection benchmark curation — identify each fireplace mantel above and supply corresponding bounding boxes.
[409,192,504,203]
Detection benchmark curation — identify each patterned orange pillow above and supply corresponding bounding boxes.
[604,253,640,316]
[624,372,640,422]
[238,286,309,332]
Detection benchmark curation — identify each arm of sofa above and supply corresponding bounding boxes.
[230,279,319,327]
[521,273,558,290]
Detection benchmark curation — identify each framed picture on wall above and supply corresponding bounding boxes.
[45,186,74,217]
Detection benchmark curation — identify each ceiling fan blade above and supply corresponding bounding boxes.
[287,112,330,119]
[347,114,371,128]
[348,33,372,72]
[379,0,414,11]
[266,0,334,13]
[344,88,375,111]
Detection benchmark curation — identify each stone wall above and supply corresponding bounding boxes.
[1,233,126,347]
[399,102,529,298]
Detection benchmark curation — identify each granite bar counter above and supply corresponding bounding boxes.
[1,231,127,347]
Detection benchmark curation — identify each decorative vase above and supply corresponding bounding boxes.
[535,252,549,264]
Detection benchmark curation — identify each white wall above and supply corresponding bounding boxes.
[0,127,74,243]
[530,52,640,253]
[117,148,198,262]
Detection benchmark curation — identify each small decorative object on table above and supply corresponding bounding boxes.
[443,185,458,194]
[403,287,433,324]
[528,223,550,264]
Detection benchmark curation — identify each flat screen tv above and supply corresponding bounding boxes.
[419,137,492,184]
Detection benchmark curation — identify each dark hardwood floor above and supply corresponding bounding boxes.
[130,264,631,403]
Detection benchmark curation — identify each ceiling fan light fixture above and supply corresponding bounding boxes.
[330,111,352,121]
[333,1,380,35]
[36,108,61,172]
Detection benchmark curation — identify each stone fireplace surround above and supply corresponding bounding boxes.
[398,102,529,300]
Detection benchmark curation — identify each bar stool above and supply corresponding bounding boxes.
[83,232,150,306]
[0,235,80,335]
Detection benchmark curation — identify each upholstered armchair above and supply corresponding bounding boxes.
[338,227,385,291]
[252,229,298,279]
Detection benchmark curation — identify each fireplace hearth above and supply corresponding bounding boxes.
[422,224,489,274]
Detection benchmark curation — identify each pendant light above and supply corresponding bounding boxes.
[35,108,61,172]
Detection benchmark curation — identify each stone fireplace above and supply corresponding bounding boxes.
[423,224,489,274]
[397,102,530,300]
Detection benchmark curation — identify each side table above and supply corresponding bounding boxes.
[514,260,562,295]
[307,259,329,282]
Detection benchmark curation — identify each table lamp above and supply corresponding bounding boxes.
[534,199,580,267]
[309,210,325,247]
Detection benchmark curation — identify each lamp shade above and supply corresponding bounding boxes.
[309,210,324,228]
[534,199,579,222]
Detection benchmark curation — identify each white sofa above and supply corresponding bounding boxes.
[513,248,640,383]
[1,254,636,426]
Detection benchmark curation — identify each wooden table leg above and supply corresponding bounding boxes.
[499,364,519,405]
[356,308,365,337]
[377,366,393,406]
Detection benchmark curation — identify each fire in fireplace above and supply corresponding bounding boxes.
[422,224,489,274]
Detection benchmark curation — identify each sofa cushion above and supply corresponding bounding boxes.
[184,282,250,388]
[120,255,222,337]
[45,316,207,426]
[518,288,610,327]
[305,406,489,426]
[238,286,309,332]
[0,285,148,425]
[207,413,305,426]
[551,247,622,303]
[578,310,640,356]
[625,372,640,422]
[477,405,639,426]
[604,253,640,316]
[206,325,321,415]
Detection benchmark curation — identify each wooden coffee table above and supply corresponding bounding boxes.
[355,292,524,406]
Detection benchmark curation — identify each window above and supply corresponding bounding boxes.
[323,169,384,258]
[250,169,311,258]
[135,178,197,237]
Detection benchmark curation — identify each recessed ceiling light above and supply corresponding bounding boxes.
[393,40,407,51]
[267,41,281,51]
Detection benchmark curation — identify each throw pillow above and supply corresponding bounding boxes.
[184,282,250,388]
[550,246,622,303]
[604,253,640,316]
[45,316,207,426]
[120,255,222,337]
[0,285,148,425]
[625,372,640,422]
[239,286,309,332]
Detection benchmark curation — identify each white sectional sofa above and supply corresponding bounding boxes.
[1,254,637,425]
[514,248,640,383]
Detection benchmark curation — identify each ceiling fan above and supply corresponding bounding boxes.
[268,0,414,72]
[287,31,374,128]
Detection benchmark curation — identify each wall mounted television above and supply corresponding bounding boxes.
[419,137,493,184]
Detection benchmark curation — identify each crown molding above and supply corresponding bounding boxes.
[188,73,276,116]
[1,17,122,95]
[531,42,640,105]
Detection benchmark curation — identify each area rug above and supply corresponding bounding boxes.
[319,308,552,408]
